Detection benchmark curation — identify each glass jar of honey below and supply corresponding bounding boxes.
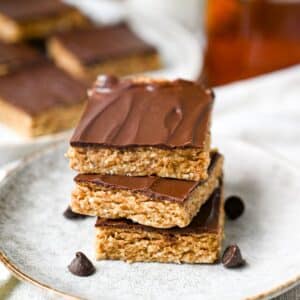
[202,0,300,86]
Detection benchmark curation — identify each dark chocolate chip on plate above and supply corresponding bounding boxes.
[63,206,87,220]
[68,252,96,276]
[224,196,245,220]
[222,244,245,268]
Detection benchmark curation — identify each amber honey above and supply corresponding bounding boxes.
[202,0,300,86]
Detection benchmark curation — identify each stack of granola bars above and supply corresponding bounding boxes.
[67,75,225,264]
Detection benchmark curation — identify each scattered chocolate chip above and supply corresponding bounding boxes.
[63,206,87,220]
[224,196,244,220]
[97,75,119,88]
[68,252,95,276]
[222,245,245,268]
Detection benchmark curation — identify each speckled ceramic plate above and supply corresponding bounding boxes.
[1,140,300,300]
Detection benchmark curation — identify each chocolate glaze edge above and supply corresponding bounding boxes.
[70,141,210,149]
[82,43,158,66]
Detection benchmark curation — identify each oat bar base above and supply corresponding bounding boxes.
[48,37,161,81]
[96,230,221,264]
[71,155,223,228]
[0,98,85,137]
[67,138,210,181]
[95,188,225,264]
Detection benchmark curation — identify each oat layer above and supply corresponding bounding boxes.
[95,187,225,264]
[67,139,211,181]
[71,153,223,228]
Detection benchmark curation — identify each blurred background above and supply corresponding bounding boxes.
[89,0,300,86]
[70,0,300,85]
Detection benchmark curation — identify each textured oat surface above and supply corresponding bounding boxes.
[71,154,223,228]
[95,183,225,264]
[67,145,211,180]
[1,141,300,299]
[95,229,222,264]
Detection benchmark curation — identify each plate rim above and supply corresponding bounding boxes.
[1,139,300,300]
[0,251,79,300]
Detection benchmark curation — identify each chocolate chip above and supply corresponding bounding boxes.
[97,75,119,88]
[63,206,87,220]
[224,196,244,220]
[222,245,245,268]
[68,252,95,276]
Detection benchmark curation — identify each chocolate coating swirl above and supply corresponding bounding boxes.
[71,77,213,149]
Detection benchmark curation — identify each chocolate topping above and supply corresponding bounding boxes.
[53,23,157,66]
[75,152,221,202]
[0,62,87,116]
[68,252,95,277]
[0,0,76,22]
[71,77,213,149]
[0,42,43,73]
[95,186,222,235]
